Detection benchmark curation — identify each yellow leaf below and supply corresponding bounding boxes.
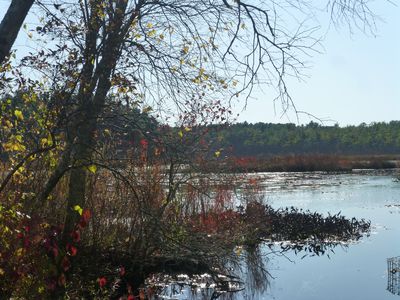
[40,138,48,147]
[15,135,23,142]
[184,127,191,132]
[14,166,25,177]
[88,165,97,174]
[182,46,189,55]
[50,156,57,167]
[4,141,26,152]
[142,106,152,113]
[104,129,111,136]
[15,248,24,257]
[192,77,201,84]
[47,134,53,146]
[40,222,50,229]
[178,130,183,138]
[118,86,127,93]
[215,150,221,158]
[98,10,106,19]
[14,110,24,121]
[148,29,157,37]
[73,205,83,215]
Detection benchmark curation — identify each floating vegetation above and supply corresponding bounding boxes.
[240,202,371,257]
[141,203,372,298]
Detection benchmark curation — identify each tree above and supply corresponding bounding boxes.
[0,0,35,64]
[15,0,378,239]
[0,0,384,296]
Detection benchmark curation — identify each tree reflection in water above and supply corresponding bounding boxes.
[147,241,367,300]
[146,206,371,300]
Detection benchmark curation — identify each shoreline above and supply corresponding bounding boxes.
[209,154,400,173]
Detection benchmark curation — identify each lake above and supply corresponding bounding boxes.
[157,170,400,300]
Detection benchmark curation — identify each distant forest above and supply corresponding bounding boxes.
[210,121,400,156]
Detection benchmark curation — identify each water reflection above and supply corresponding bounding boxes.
[147,273,244,299]
[146,205,371,299]
[147,241,360,300]
[387,256,400,296]
[146,171,398,300]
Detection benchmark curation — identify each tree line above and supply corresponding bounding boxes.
[210,121,400,156]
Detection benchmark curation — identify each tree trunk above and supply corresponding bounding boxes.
[61,0,129,242]
[62,109,96,243]
[0,0,34,64]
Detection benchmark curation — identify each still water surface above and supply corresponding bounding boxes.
[159,170,400,300]
[259,170,400,300]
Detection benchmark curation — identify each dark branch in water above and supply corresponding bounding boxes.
[241,202,370,257]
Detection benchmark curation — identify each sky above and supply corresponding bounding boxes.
[0,0,399,126]
[233,1,400,126]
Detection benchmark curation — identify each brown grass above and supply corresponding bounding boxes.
[221,154,400,173]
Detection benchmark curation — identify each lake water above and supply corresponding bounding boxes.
[157,170,400,300]
[252,170,400,300]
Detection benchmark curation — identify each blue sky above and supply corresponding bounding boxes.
[1,1,399,126]
[234,1,400,125]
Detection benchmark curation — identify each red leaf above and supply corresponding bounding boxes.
[62,256,71,272]
[52,246,59,258]
[71,230,81,243]
[78,219,87,228]
[67,244,78,256]
[23,238,31,248]
[82,209,91,222]
[79,209,92,228]
[98,277,107,288]
[140,139,148,147]
[47,279,57,291]
[58,273,66,287]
